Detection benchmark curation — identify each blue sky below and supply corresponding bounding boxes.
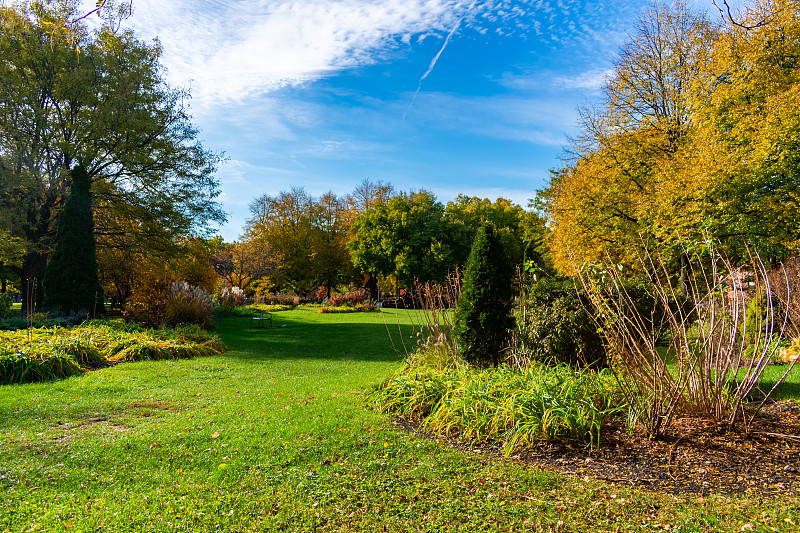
[100,0,728,241]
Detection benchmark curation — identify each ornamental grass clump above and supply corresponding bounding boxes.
[164,281,214,328]
[220,286,246,307]
[367,362,622,452]
[216,286,247,317]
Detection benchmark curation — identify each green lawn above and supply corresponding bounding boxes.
[1,308,798,532]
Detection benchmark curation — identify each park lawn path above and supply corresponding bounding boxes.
[1,308,799,532]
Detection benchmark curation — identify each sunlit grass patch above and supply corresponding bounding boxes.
[1,311,799,531]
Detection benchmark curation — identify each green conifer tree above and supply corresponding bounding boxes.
[43,163,104,315]
[454,223,514,366]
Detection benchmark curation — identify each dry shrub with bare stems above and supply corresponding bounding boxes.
[383,272,462,368]
[768,255,800,337]
[577,243,795,437]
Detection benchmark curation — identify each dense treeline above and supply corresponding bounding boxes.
[240,180,543,298]
[3,0,797,325]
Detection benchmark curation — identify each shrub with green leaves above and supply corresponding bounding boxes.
[515,278,606,368]
[0,292,11,317]
[744,290,773,345]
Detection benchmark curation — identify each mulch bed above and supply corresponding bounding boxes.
[393,400,800,497]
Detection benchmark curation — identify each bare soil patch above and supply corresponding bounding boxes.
[394,400,800,497]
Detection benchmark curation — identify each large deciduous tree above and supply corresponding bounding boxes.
[310,191,354,298]
[211,238,280,296]
[689,0,800,260]
[544,0,800,272]
[245,187,354,295]
[544,1,714,273]
[348,190,469,288]
[0,1,225,314]
[445,195,528,267]
[346,179,396,298]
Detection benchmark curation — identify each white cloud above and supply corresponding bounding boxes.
[91,0,643,105]
[121,0,475,102]
[498,66,613,93]
[553,68,612,90]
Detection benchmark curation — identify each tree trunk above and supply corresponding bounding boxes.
[364,273,379,300]
[20,252,47,316]
[680,253,690,299]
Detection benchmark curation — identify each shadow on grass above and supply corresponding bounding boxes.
[759,377,800,401]
[214,309,419,363]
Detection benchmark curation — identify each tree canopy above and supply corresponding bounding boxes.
[543,0,800,273]
[0,1,225,312]
[348,190,470,288]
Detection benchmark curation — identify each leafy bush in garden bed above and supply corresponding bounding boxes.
[513,277,607,369]
[0,311,96,331]
[318,290,377,313]
[0,321,226,385]
[367,361,623,452]
[0,347,82,385]
[252,292,300,306]
[0,292,12,317]
[324,290,368,307]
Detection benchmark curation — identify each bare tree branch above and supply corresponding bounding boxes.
[712,0,772,30]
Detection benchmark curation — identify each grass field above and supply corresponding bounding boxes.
[1,308,799,532]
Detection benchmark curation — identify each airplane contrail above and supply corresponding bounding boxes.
[403,3,476,120]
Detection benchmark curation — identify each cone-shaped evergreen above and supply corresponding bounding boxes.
[454,223,514,366]
[43,163,104,315]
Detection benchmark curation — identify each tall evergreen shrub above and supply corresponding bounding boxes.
[454,224,514,366]
[43,163,104,315]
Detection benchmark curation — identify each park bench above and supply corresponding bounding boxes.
[249,310,273,329]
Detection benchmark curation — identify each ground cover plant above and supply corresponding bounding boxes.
[367,362,623,451]
[3,308,799,532]
[247,303,296,313]
[0,321,225,385]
